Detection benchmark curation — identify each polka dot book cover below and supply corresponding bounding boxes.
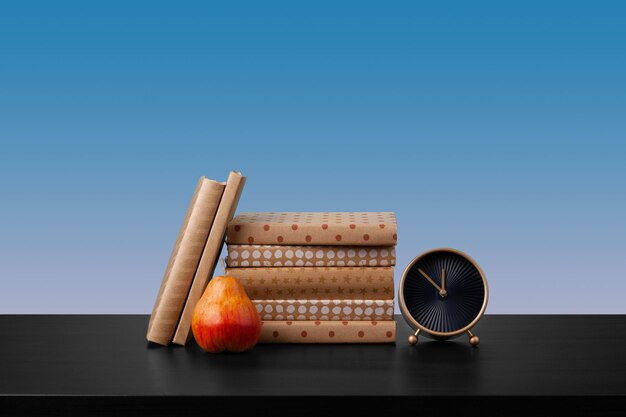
[227,245,396,268]
[226,212,397,246]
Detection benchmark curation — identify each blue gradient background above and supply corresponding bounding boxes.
[1,2,624,314]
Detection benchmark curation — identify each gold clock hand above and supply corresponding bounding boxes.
[418,268,442,292]
[442,267,445,291]
[441,267,447,297]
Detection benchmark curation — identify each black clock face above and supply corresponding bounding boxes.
[402,250,486,335]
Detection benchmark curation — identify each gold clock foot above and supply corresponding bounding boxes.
[408,329,420,346]
[467,330,480,347]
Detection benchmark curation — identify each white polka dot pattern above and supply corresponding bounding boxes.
[253,300,394,321]
[227,245,396,267]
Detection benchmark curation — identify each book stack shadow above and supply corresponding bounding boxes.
[225,212,397,343]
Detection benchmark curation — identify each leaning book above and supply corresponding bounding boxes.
[146,177,225,345]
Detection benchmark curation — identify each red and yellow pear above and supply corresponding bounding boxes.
[191,276,261,353]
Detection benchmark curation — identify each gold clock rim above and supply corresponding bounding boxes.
[398,247,489,339]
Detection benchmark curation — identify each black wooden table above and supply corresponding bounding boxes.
[1,315,624,416]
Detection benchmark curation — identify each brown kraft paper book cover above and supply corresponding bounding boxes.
[227,245,396,267]
[227,212,397,246]
[225,266,394,300]
[253,299,394,321]
[259,320,396,344]
[146,177,225,345]
[172,171,246,346]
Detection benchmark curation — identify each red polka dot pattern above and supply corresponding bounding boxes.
[227,212,397,246]
[258,321,396,343]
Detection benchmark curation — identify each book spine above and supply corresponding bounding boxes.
[146,178,225,345]
[253,300,394,321]
[225,267,394,300]
[259,320,396,343]
[226,245,396,268]
[172,171,246,346]
[226,216,397,246]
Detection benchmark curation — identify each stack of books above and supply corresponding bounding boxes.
[225,212,397,343]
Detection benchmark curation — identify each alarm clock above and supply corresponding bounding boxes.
[398,248,488,346]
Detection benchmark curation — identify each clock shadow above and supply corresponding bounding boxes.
[397,339,485,395]
[412,339,479,363]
